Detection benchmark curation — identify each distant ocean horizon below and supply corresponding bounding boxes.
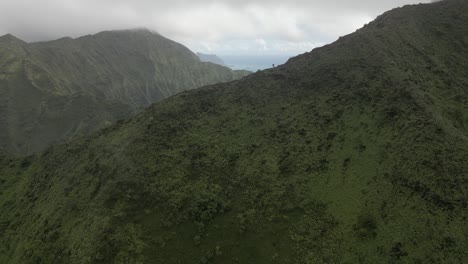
[220,55,295,71]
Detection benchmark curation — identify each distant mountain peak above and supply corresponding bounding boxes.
[197,52,226,66]
[0,29,250,154]
[0,33,25,44]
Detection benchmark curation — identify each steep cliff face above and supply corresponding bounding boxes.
[0,29,250,154]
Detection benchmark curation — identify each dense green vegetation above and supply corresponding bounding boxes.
[0,29,250,155]
[0,0,467,263]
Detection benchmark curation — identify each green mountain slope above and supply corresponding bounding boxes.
[0,0,467,263]
[0,29,250,155]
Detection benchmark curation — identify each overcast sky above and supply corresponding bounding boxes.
[0,0,432,55]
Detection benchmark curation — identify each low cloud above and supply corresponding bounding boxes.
[0,0,431,55]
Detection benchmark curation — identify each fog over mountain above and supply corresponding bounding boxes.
[0,0,431,55]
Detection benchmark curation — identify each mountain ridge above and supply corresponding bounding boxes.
[0,29,251,155]
[197,52,226,66]
[0,0,467,263]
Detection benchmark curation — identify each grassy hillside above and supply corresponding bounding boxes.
[0,29,250,155]
[0,0,467,263]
